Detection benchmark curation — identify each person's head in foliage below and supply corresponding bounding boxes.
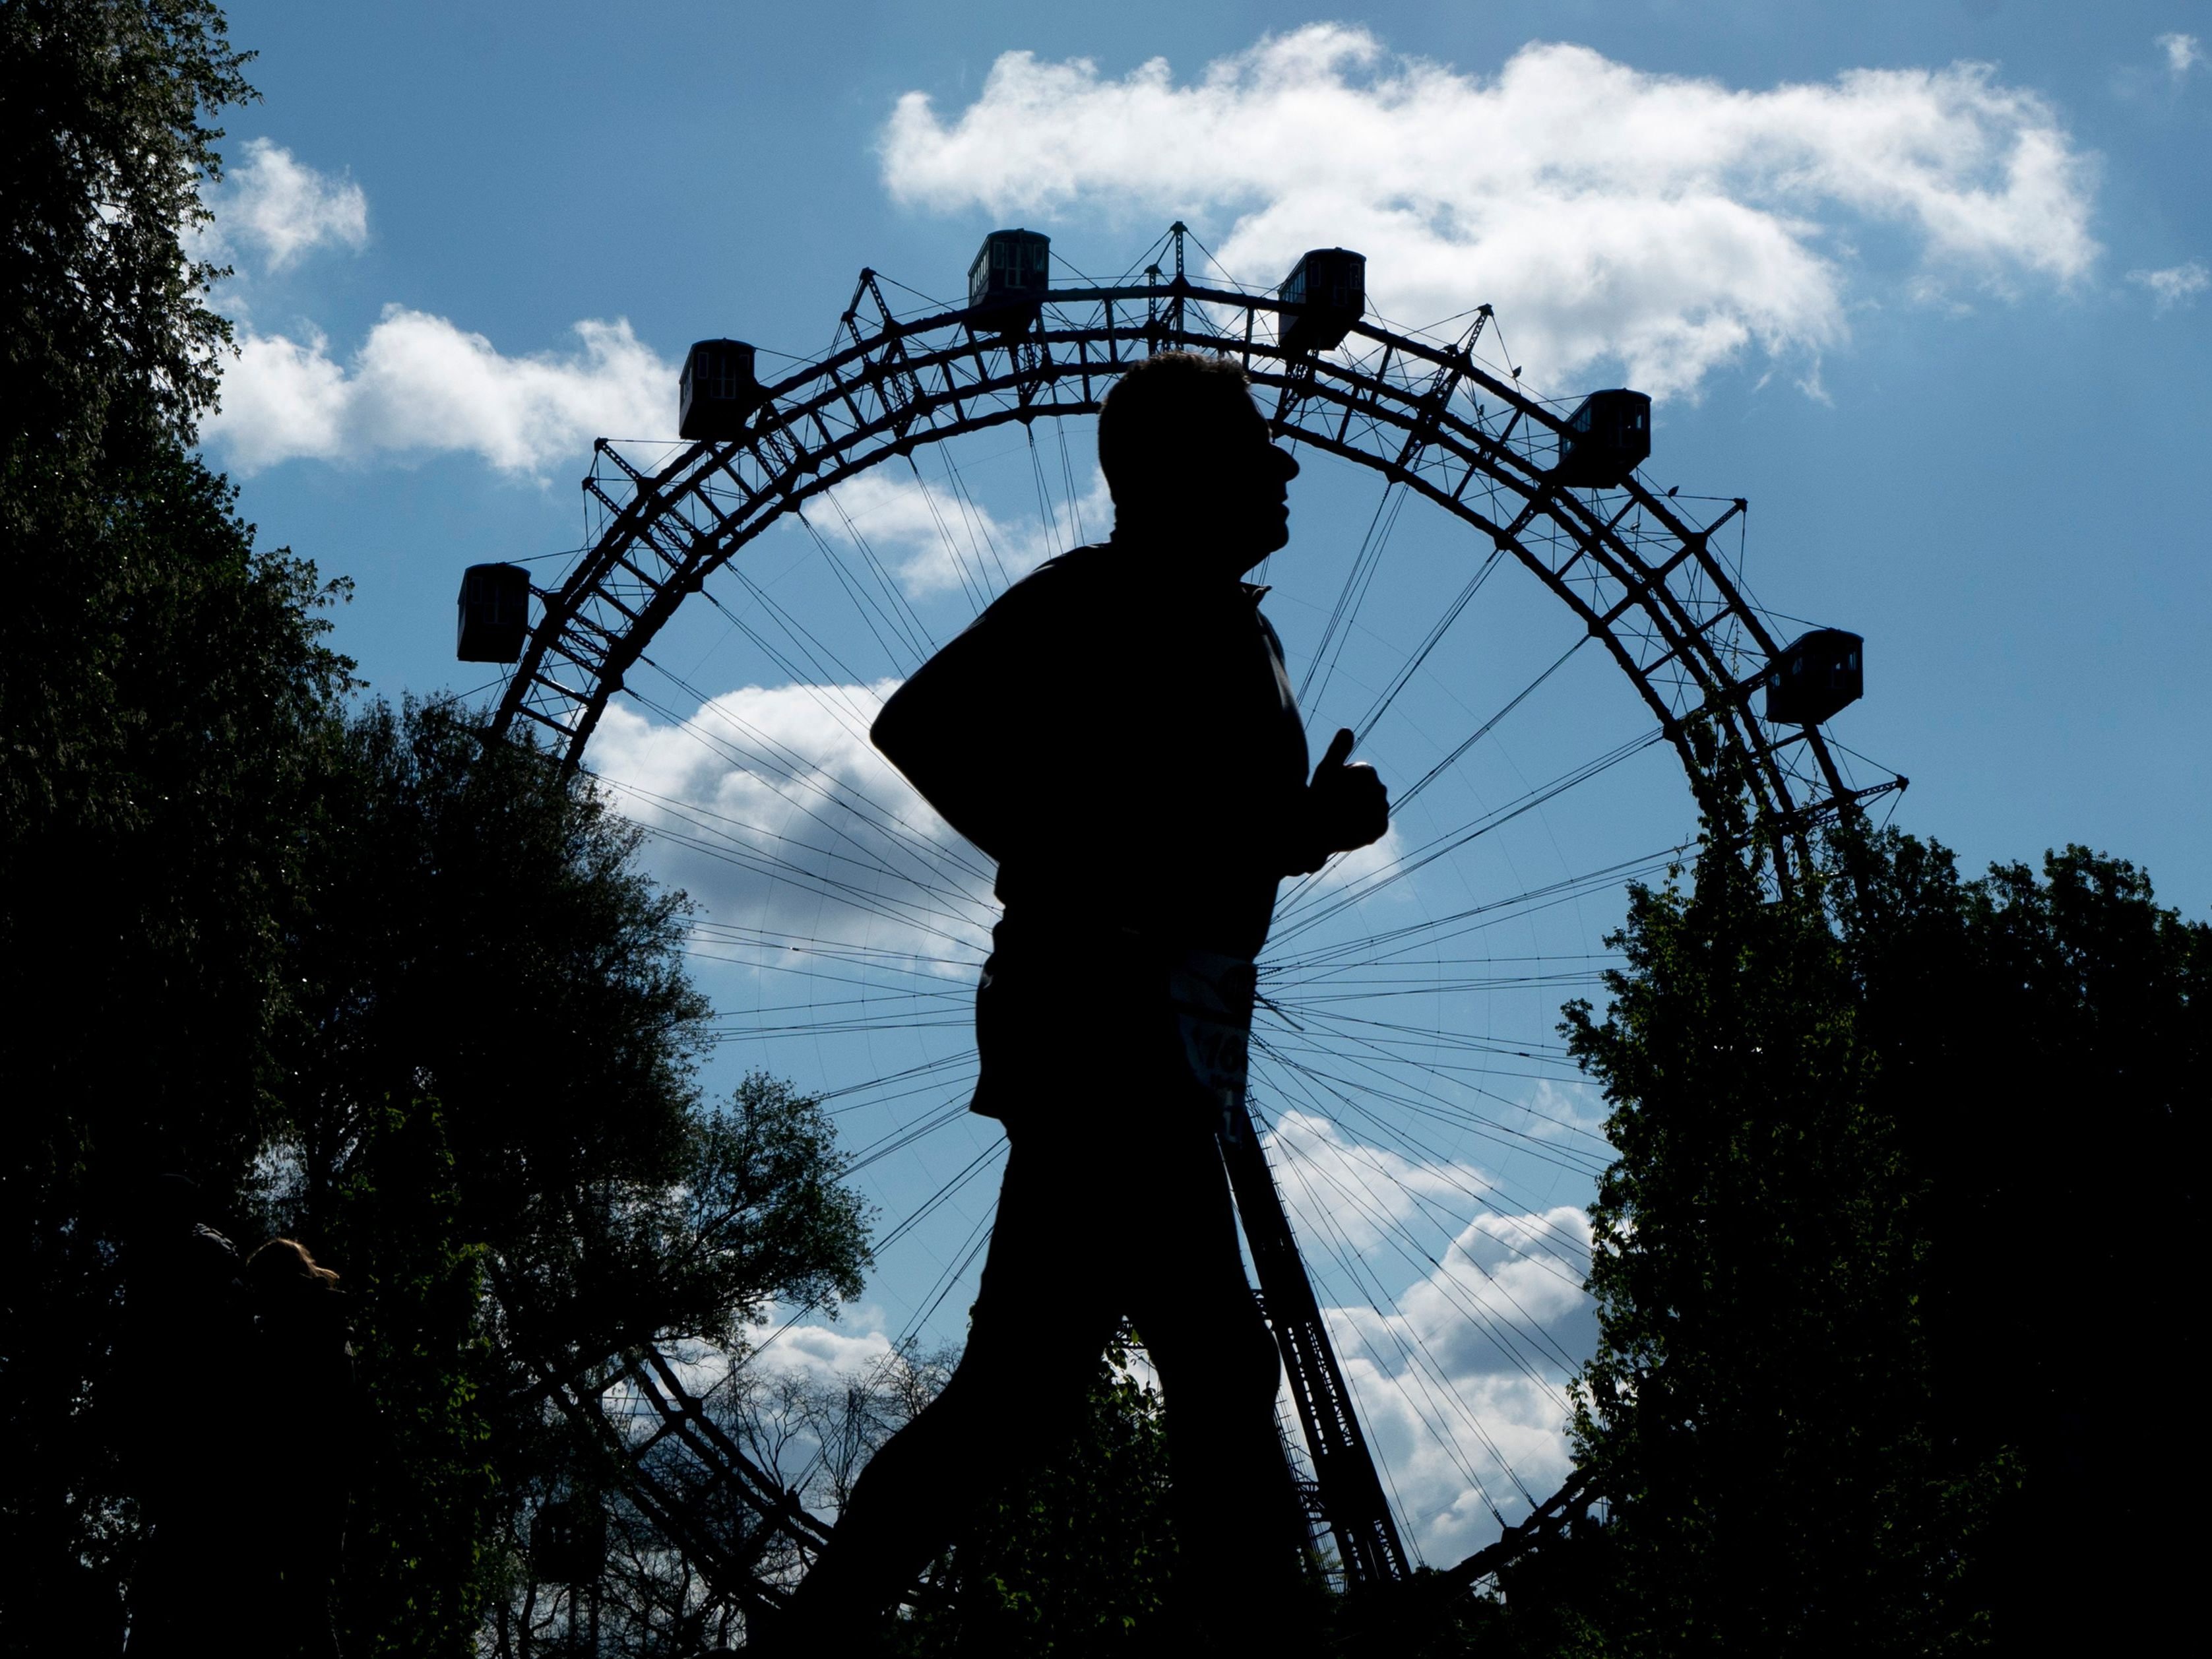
[246,1236,340,1298]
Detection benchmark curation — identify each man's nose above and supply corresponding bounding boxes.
[1268,444,1300,482]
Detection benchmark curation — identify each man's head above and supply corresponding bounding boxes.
[1098,351,1299,573]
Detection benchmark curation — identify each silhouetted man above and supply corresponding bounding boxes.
[777,352,1388,1651]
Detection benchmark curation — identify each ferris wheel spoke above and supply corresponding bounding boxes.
[893,1200,999,1355]
[1300,475,1411,710]
[1285,1151,1576,1439]
[842,1093,978,1174]
[689,921,986,976]
[811,484,949,658]
[1271,728,1668,944]
[608,771,990,925]
[1054,419,1091,547]
[625,815,988,951]
[1248,1022,1610,1176]
[1255,1071,1591,1384]
[1344,545,1507,747]
[689,938,979,988]
[705,549,916,708]
[815,1051,976,1100]
[1391,635,1592,817]
[1267,842,1684,977]
[1259,1000,1591,1080]
[1253,1038,1610,1187]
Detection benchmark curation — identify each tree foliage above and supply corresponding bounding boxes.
[1558,814,1967,1656]
[901,1329,1178,1659]
[260,702,873,1655]
[1,0,249,468]
[276,703,868,1376]
[1519,797,2205,1655]
[1829,834,2204,1650]
[0,8,873,1653]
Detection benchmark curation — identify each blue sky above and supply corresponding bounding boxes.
[203,1,2209,1564]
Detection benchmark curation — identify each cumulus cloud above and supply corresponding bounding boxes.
[815,464,1107,598]
[587,684,996,966]
[206,308,673,473]
[2159,32,2203,77]
[201,138,368,271]
[731,1311,906,1387]
[2129,261,2209,312]
[882,28,2099,396]
[1261,1108,1595,1560]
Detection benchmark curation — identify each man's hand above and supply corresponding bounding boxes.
[1295,727,1388,870]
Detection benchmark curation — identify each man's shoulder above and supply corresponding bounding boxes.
[983,544,1131,623]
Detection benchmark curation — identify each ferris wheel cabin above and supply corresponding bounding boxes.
[1554,390,1653,488]
[968,230,1051,332]
[457,561,531,663]
[1765,629,1864,726]
[679,338,766,441]
[1279,247,1367,354]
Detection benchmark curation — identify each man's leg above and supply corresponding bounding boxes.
[1129,1121,1317,1644]
[771,1129,1118,1645]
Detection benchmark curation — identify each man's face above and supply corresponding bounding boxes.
[1191,396,1301,575]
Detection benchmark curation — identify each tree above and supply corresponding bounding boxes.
[1557,807,1966,1656]
[901,1327,1178,1659]
[1830,834,2205,1650]
[267,702,873,1654]
[1,11,873,1650]
[1517,803,2204,1656]
[1,0,247,473]
[0,2,358,1640]
[0,435,350,1656]
[329,1096,499,1659]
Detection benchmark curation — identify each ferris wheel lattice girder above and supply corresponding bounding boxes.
[491,266,1896,871]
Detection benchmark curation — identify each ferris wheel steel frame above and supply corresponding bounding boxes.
[485,226,1899,1614]
[493,251,1891,876]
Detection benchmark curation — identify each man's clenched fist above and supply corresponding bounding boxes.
[1290,726,1387,873]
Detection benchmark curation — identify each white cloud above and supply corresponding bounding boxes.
[815,464,1105,598]
[733,1311,904,1387]
[203,138,368,271]
[2129,261,2209,312]
[206,307,673,473]
[587,684,997,966]
[1260,1108,1596,1561]
[882,29,2099,396]
[1267,1108,1486,1253]
[2159,32,2203,77]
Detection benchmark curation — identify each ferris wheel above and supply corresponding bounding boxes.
[463,222,1901,1626]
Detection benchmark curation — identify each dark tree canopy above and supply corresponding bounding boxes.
[0,0,249,465]
[0,450,350,1653]
[1831,835,2205,1651]
[903,1329,1180,1659]
[0,11,871,1652]
[1560,817,1956,1657]
[1511,804,2205,1656]
[270,703,872,1653]
[282,704,870,1370]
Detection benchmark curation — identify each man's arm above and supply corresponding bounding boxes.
[870,608,1033,863]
